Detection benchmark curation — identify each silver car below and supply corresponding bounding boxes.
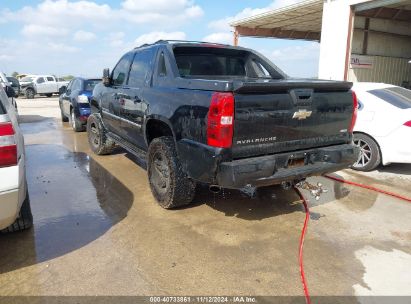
[0,84,32,232]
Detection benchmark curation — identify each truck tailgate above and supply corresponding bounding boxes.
[232,80,354,159]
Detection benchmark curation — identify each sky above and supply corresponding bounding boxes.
[0,0,320,78]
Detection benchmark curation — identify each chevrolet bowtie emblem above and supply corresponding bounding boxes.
[292,109,312,120]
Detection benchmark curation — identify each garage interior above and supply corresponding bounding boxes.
[231,0,411,87]
[352,1,411,87]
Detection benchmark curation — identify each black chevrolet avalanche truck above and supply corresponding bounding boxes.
[88,40,360,209]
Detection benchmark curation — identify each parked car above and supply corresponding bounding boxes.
[351,83,411,171]
[87,40,359,209]
[0,72,10,88]
[0,72,18,111]
[20,75,69,99]
[59,77,101,132]
[0,84,33,233]
[6,76,20,96]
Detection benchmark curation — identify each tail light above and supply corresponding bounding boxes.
[207,92,234,148]
[349,91,358,133]
[0,122,17,167]
[404,121,411,127]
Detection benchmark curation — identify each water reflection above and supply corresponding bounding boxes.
[0,145,133,274]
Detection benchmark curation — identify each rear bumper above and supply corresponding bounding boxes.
[0,189,20,229]
[77,107,91,123]
[216,144,359,189]
[178,140,359,189]
[0,157,26,230]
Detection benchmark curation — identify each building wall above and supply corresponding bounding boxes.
[348,56,410,86]
[352,16,411,58]
[349,15,411,85]
[319,0,411,84]
[318,0,370,81]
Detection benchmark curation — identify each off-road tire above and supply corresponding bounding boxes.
[1,189,33,233]
[25,88,35,99]
[87,114,115,155]
[60,106,69,122]
[70,109,85,132]
[352,133,381,172]
[147,136,196,209]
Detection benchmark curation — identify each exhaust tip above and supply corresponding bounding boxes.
[209,185,222,194]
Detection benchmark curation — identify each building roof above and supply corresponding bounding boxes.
[230,0,323,41]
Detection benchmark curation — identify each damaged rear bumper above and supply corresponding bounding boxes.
[216,144,359,189]
[178,140,359,190]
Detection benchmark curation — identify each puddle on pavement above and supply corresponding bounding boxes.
[18,115,58,135]
[0,144,133,275]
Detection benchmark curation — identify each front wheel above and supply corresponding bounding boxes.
[25,88,35,99]
[147,136,196,209]
[352,133,381,171]
[87,114,115,155]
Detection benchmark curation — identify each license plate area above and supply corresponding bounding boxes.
[287,157,305,168]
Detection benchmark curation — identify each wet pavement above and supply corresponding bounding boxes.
[0,97,410,298]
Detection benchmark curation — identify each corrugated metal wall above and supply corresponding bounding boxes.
[348,55,410,86]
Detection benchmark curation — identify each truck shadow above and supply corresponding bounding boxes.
[188,174,355,221]
[0,145,133,275]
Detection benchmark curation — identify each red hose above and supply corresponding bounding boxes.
[294,187,311,304]
[293,174,410,304]
[324,174,411,203]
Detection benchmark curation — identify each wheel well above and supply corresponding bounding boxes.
[353,131,383,162]
[146,120,173,144]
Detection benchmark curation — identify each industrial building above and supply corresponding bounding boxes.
[231,0,411,87]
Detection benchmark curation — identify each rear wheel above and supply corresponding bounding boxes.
[352,133,381,172]
[70,109,85,132]
[1,189,33,233]
[45,93,53,98]
[87,114,115,155]
[25,88,35,99]
[147,136,196,209]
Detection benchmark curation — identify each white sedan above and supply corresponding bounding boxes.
[0,84,32,232]
[351,82,411,171]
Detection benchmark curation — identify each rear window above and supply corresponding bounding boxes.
[173,46,283,79]
[368,87,411,109]
[84,79,100,91]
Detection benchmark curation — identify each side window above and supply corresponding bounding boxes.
[158,52,167,77]
[250,59,270,78]
[47,76,54,82]
[72,79,81,91]
[112,53,133,86]
[128,49,154,87]
[66,80,74,91]
[37,77,45,84]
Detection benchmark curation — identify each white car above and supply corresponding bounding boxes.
[351,82,411,171]
[19,75,69,99]
[0,85,32,232]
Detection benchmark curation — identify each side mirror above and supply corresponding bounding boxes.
[5,86,16,98]
[103,68,111,86]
